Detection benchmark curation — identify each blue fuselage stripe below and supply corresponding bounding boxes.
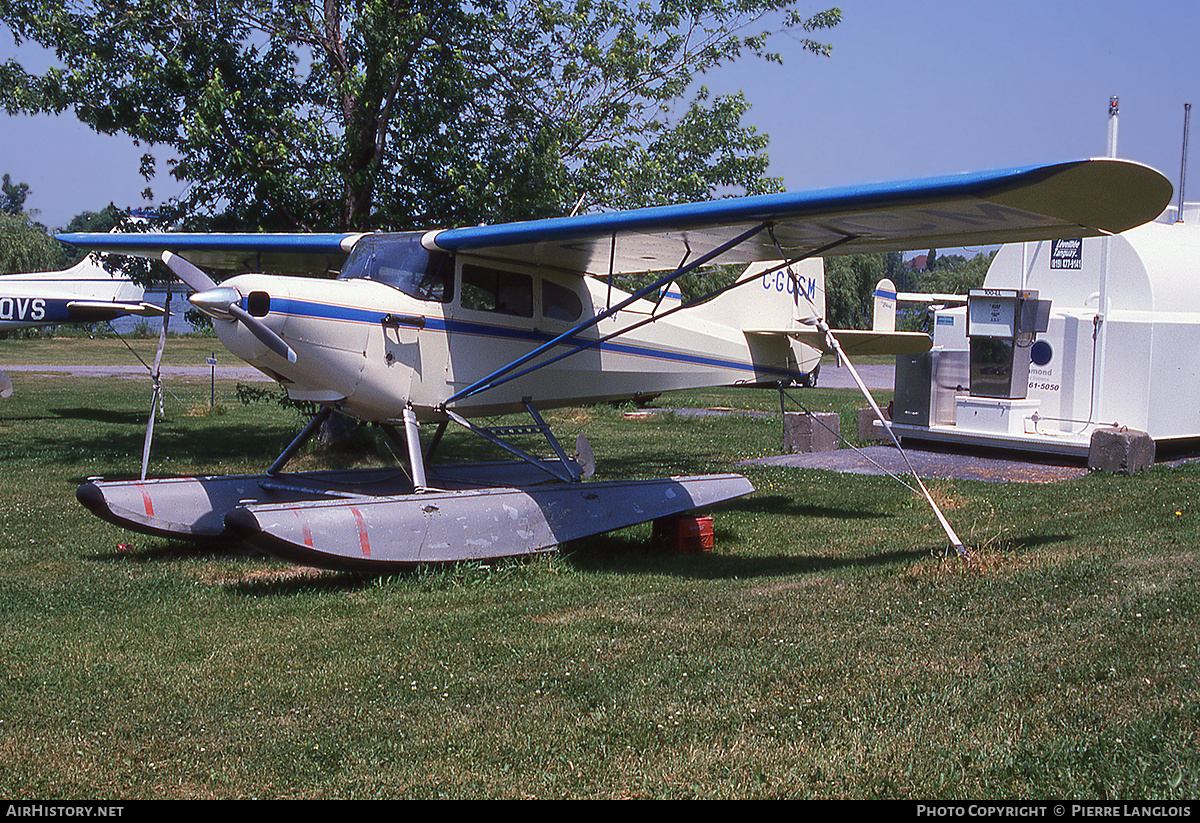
[265,297,804,380]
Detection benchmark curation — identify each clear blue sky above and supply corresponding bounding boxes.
[3,0,1199,242]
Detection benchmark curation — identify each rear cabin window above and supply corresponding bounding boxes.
[339,234,453,303]
[461,265,533,318]
[542,280,583,322]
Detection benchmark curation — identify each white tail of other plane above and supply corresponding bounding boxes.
[0,254,158,331]
[873,278,897,332]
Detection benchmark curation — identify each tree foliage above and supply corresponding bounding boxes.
[912,248,994,296]
[1,173,28,214]
[0,173,67,272]
[0,211,60,273]
[821,249,996,332]
[0,0,840,232]
[822,251,902,330]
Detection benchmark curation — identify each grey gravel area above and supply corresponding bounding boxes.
[740,444,1091,483]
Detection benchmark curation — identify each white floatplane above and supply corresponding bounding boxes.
[60,159,1172,570]
[0,253,164,397]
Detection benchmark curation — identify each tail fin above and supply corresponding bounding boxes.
[687,259,825,379]
[4,255,148,304]
[689,258,825,331]
[873,279,897,332]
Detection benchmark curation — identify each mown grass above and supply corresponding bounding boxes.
[0,340,1197,798]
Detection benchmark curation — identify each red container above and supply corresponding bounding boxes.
[652,515,714,553]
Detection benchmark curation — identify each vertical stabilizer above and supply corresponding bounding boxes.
[873,279,897,332]
[687,259,825,379]
[691,258,824,331]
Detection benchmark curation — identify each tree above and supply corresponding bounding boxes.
[913,249,994,296]
[1,173,28,214]
[0,1,841,234]
[823,253,885,330]
[62,205,124,235]
[0,212,59,273]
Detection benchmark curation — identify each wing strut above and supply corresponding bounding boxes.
[444,222,772,407]
[770,239,967,556]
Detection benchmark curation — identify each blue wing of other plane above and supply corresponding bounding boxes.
[59,159,1172,277]
[55,232,364,277]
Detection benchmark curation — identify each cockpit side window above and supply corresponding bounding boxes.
[339,234,453,303]
[542,279,583,322]
[460,264,533,318]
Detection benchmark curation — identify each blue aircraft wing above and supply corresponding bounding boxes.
[59,159,1171,277]
[54,232,364,277]
[427,159,1172,274]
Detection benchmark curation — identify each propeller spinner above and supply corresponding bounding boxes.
[161,251,297,364]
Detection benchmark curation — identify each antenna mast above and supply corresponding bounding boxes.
[1179,103,1191,222]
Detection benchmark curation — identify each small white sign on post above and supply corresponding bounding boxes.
[206,354,217,406]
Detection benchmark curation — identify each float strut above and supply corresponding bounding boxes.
[267,406,333,476]
[402,406,428,492]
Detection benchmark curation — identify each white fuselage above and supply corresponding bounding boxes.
[0,257,148,330]
[211,257,821,423]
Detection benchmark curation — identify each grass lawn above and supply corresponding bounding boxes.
[0,337,1197,798]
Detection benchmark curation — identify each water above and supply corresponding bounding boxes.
[107,287,203,336]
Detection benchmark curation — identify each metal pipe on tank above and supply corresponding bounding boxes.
[1179,103,1191,222]
[1093,96,1118,427]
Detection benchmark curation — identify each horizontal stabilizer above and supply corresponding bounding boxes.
[897,292,969,304]
[66,301,166,321]
[789,328,933,357]
[746,327,932,356]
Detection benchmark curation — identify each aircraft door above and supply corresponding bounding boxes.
[445,263,535,391]
[379,310,424,399]
[445,263,596,408]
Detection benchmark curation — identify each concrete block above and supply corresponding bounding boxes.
[783,411,839,453]
[857,406,892,442]
[1087,427,1155,474]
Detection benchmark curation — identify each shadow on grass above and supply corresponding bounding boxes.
[973,531,1076,553]
[50,407,151,426]
[80,524,1079,597]
[725,493,894,521]
[84,537,406,595]
[39,419,298,470]
[560,531,931,578]
[82,533,523,596]
[84,538,254,566]
[221,570,391,596]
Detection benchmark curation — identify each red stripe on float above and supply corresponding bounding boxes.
[349,506,370,557]
[137,484,154,518]
[291,509,314,547]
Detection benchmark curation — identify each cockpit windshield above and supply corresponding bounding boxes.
[338,233,453,303]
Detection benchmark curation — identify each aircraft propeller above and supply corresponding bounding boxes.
[133,251,298,481]
[161,251,296,364]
